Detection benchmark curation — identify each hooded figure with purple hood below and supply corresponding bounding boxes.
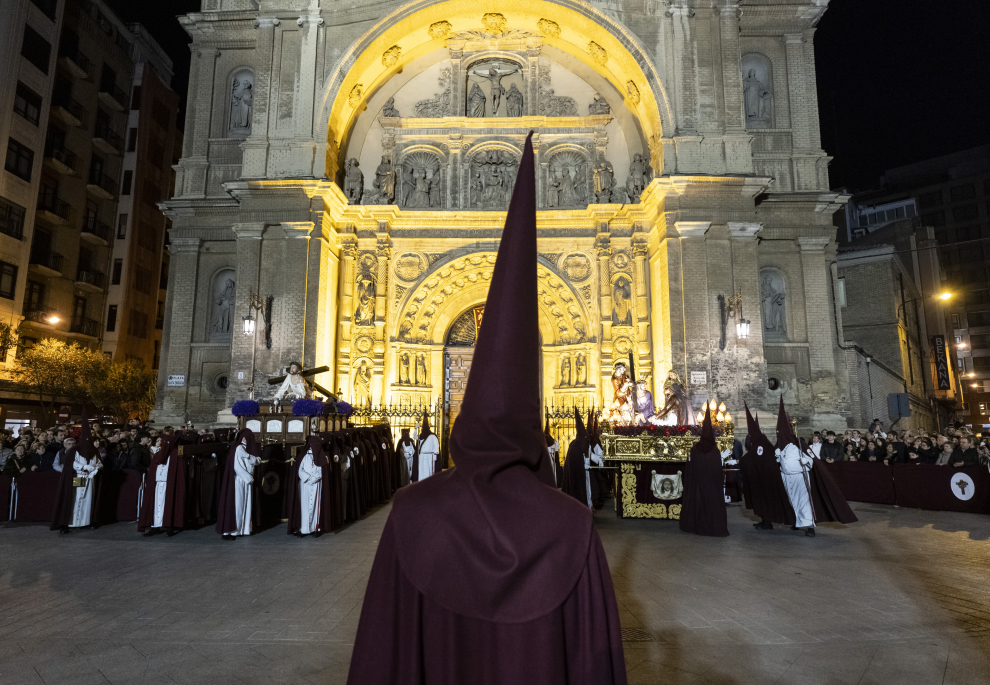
[346,132,627,685]
[678,406,729,537]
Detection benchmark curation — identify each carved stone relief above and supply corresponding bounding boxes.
[612,275,634,327]
[468,149,518,210]
[560,253,593,282]
[466,59,523,117]
[536,18,560,38]
[352,359,373,406]
[209,271,236,341]
[428,21,453,40]
[394,253,426,282]
[228,70,254,136]
[397,351,429,386]
[626,81,641,105]
[381,97,400,118]
[588,42,608,65]
[625,153,650,203]
[398,151,443,209]
[368,155,395,205]
[545,151,589,209]
[538,63,578,117]
[588,93,610,115]
[343,158,363,204]
[382,45,401,68]
[592,158,616,203]
[414,67,452,118]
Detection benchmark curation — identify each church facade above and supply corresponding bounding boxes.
[153,0,853,433]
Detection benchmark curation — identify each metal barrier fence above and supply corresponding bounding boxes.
[545,400,602,464]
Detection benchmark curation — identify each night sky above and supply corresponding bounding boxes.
[117,0,990,193]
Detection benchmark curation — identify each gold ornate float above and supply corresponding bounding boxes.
[601,425,734,462]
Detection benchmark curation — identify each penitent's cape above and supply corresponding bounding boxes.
[215,428,261,535]
[739,402,795,525]
[679,406,729,537]
[346,133,627,685]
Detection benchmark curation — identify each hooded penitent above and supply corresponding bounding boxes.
[678,406,729,537]
[347,133,627,685]
[411,410,438,481]
[137,434,182,532]
[50,413,89,530]
[544,417,562,486]
[561,407,590,506]
[775,396,800,451]
[216,429,261,535]
[739,402,795,525]
[285,435,334,535]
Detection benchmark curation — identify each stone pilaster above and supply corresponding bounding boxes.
[223,223,266,412]
[242,17,279,177]
[336,239,358,395]
[728,222,767,411]
[179,47,218,197]
[152,238,201,425]
[797,236,844,428]
[277,222,314,366]
[676,221,712,401]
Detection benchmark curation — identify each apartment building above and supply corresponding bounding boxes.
[0,0,178,428]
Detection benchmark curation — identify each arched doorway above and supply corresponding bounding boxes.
[443,306,484,444]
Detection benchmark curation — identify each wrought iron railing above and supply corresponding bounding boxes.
[93,121,123,152]
[75,268,106,289]
[87,170,118,196]
[81,214,112,242]
[70,317,100,337]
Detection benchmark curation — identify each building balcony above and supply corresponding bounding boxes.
[92,123,123,156]
[50,95,85,128]
[86,170,118,200]
[69,317,100,338]
[58,49,91,79]
[28,250,65,277]
[36,189,71,225]
[43,144,78,176]
[98,83,127,112]
[80,215,112,245]
[75,268,106,291]
[22,307,56,325]
[155,316,164,330]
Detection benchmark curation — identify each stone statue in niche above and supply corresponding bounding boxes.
[468,83,487,118]
[343,158,363,204]
[546,165,560,208]
[594,159,615,203]
[355,270,377,326]
[560,354,571,387]
[743,69,772,127]
[399,153,442,209]
[626,154,649,203]
[399,352,410,384]
[505,84,524,117]
[573,164,587,203]
[575,353,587,386]
[353,360,372,406]
[399,165,415,206]
[467,62,521,116]
[588,93,610,115]
[381,96,400,118]
[229,76,253,132]
[410,170,431,208]
[761,273,786,333]
[415,353,428,386]
[612,276,633,326]
[211,276,236,336]
[374,155,395,204]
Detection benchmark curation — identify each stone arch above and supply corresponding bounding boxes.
[225,66,255,138]
[207,268,236,342]
[315,0,674,180]
[394,251,592,347]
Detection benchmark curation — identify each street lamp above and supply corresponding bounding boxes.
[939,292,952,300]
[47,315,59,324]
[243,314,256,336]
[243,289,269,400]
[719,290,749,349]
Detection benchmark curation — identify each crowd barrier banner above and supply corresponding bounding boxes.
[13,471,61,521]
[892,464,990,515]
[1,474,11,522]
[822,461,896,505]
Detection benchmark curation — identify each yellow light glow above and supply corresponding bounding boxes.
[939,292,952,300]
[969,372,976,377]
[718,402,727,413]
[709,399,717,411]
[716,411,725,422]
[48,316,59,324]
[724,412,733,424]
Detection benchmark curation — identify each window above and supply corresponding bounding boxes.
[121,170,132,194]
[29,0,58,20]
[5,138,34,181]
[974,357,990,372]
[971,334,990,350]
[953,205,979,222]
[127,128,137,152]
[836,277,847,307]
[24,280,44,311]
[72,296,87,323]
[111,258,122,284]
[106,305,117,332]
[966,289,990,307]
[117,213,127,238]
[958,358,965,371]
[21,26,51,74]
[0,261,17,299]
[955,335,963,344]
[950,184,976,202]
[969,311,990,328]
[130,86,141,110]
[917,190,942,209]
[14,82,42,125]
[0,198,26,239]
[921,211,945,227]
[952,313,961,328]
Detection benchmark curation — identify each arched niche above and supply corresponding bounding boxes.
[741,53,774,129]
[226,67,254,138]
[464,56,526,118]
[208,268,236,342]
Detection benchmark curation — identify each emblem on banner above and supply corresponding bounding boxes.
[950,473,975,501]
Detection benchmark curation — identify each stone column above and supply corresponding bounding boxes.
[153,238,201,425]
[336,240,358,397]
[223,223,266,413]
[632,238,652,387]
[448,46,464,116]
[277,222,314,364]
[242,17,279,177]
[526,45,541,117]
[784,33,811,150]
[728,222,767,411]
[374,229,391,403]
[797,236,844,428]
[596,231,613,383]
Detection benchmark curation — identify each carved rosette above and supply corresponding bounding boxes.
[536,18,560,38]
[428,21,453,40]
[626,81,641,105]
[588,41,608,65]
[349,84,364,108]
[481,13,508,34]
[382,45,401,68]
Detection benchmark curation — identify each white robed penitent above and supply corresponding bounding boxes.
[152,447,169,529]
[298,447,322,534]
[776,443,815,528]
[417,434,440,481]
[584,444,604,508]
[233,443,261,536]
[401,443,416,480]
[70,454,102,527]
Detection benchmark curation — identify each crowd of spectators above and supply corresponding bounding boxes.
[0,420,214,477]
[805,419,989,468]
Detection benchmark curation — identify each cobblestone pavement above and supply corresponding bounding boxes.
[1,501,988,684]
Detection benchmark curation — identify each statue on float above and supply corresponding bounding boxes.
[606,362,635,425]
[656,370,694,425]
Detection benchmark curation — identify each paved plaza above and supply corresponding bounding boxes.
[1,502,989,685]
